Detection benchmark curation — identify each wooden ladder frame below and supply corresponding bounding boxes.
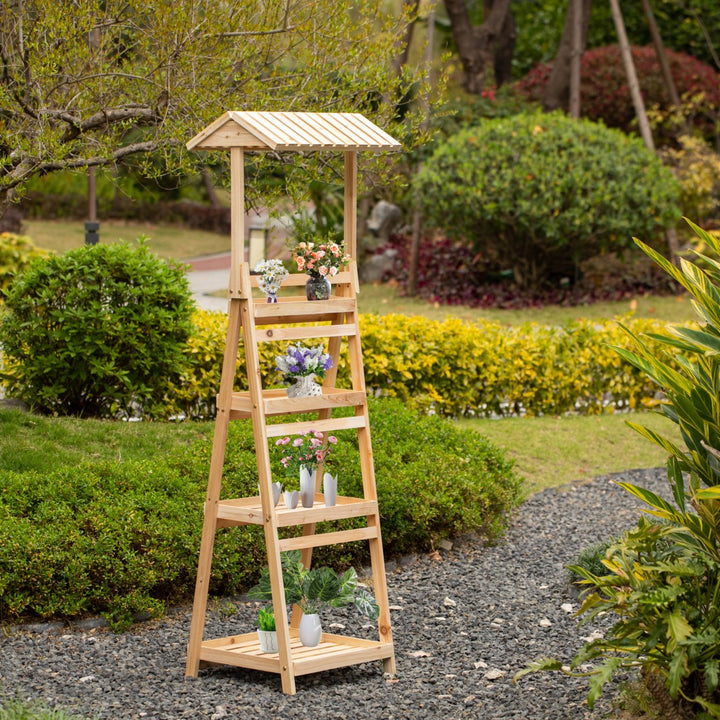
[184,144,396,694]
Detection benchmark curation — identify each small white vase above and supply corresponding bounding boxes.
[258,629,278,653]
[298,613,322,647]
[258,481,282,506]
[283,489,299,509]
[323,472,337,507]
[286,374,322,399]
[300,467,316,508]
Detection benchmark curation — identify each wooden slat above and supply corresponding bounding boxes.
[216,495,378,527]
[254,297,355,317]
[278,526,377,552]
[256,324,355,342]
[224,388,367,418]
[265,414,366,438]
[248,271,353,288]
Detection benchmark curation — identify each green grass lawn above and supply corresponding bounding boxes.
[357,283,696,325]
[24,219,230,260]
[458,411,682,494]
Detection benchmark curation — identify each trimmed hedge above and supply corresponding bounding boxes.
[163,309,681,420]
[0,398,521,629]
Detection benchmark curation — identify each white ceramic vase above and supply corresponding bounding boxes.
[286,374,322,399]
[258,629,278,653]
[258,481,282,506]
[299,467,316,508]
[283,489,299,509]
[323,472,337,507]
[298,613,322,647]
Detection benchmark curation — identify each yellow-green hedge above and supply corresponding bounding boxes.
[168,310,681,419]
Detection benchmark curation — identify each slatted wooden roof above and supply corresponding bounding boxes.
[187,111,401,152]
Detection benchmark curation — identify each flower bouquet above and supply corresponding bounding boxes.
[292,240,351,300]
[254,259,289,302]
[275,342,333,398]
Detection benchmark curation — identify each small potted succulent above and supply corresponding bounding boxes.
[254,258,289,303]
[256,605,278,653]
[291,240,351,301]
[275,342,333,398]
[274,430,337,508]
[249,550,379,648]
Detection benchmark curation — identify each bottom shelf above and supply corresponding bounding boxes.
[199,630,393,677]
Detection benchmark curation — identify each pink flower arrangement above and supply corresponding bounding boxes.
[275,430,337,476]
[293,240,350,279]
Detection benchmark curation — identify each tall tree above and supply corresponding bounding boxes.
[541,0,593,111]
[0,0,427,220]
[443,0,515,93]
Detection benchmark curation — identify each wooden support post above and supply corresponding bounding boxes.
[344,151,358,260]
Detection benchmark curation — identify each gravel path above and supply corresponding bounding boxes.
[0,468,669,720]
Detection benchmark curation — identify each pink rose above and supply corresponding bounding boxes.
[293,438,303,447]
[328,436,337,444]
[296,257,305,270]
[329,266,338,277]
[319,266,328,276]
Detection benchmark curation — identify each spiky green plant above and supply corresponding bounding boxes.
[517,220,720,719]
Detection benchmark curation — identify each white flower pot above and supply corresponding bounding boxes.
[300,467,316,508]
[286,374,322,398]
[258,629,278,653]
[283,489,299,509]
[258,481,282,506]
[323,472,337,507]
[298,613,322,647]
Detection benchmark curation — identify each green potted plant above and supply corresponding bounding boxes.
[256,605,278,653]
[248,550,379,647]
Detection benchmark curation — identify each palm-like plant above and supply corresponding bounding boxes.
[248,551,379,619]
[518,221,720,718]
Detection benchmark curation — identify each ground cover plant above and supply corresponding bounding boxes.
[0,397,521,630]
[518,221,720,718]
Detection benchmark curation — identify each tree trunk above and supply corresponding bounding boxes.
[391,0,421,76]
[493,7,516,87]
[641,0,681,107]
[541,0,593,112]
[569,0,583,118]
[444,0,513,94]
[609,0,655,150]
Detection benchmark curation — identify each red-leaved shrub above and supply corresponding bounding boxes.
[516,45,720,140]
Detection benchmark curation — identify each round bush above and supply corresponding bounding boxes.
[0,241,194,417]
[412,112,681,288]
[516,45,720,141]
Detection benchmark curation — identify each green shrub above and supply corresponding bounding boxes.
[0,398,521,629]
[166,309,681,420]
[519,221,720,718]
[0,232,49,298]
[412,112,681,289]
[0,241,194,418]
[517,46,720,143]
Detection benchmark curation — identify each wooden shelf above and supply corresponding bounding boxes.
[226,387,366,419]
[200,630,394,677]
[253,296,356,325]
[217,494,377,528]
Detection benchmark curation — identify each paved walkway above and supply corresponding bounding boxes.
[185,252,231,312]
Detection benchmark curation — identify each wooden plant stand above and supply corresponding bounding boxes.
[183,111,401,694]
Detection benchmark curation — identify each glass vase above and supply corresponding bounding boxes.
[305,274,331,301]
